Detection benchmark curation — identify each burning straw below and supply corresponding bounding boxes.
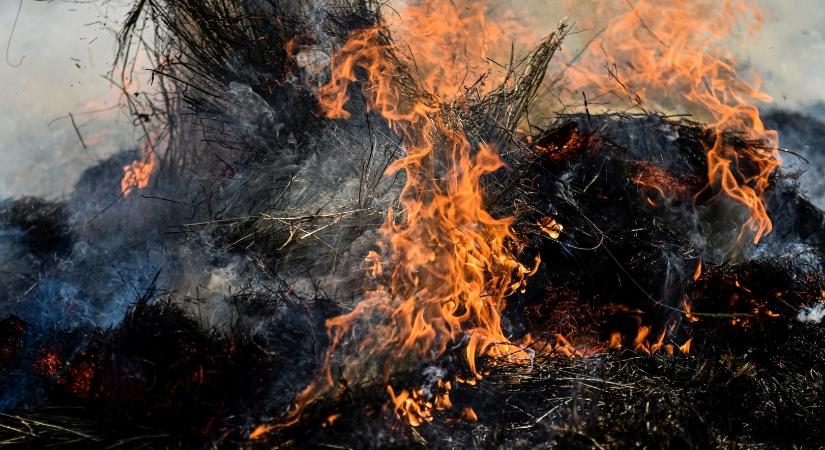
[0,0,823,448]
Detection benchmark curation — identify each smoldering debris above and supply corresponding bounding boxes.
[0,0,824,449]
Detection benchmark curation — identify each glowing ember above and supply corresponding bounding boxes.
[684,300,701,323]
[35,351,62,376]
[632,163,693,202]
[561,0,781,244]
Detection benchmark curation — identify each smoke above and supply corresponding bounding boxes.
[0,0,396,347]
[0,0,137,199]
[750,0,825,114]
[797,302,825,323]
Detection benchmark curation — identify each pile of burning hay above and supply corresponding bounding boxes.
[1,0,824,448]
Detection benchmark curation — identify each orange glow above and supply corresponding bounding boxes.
[548,333,580,357]
[248,425,272,440]
[35,351,62,376]
[539,217,563,240]
[284,0,546,428]
[561,0,781,244]
[632,163,692,202]
[365,250,383,279]
[387,0,531,100]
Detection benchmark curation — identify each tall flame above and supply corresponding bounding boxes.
[560,0,780,244]
[284,0,537,426]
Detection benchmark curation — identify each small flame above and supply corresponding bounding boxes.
[679,337,693,354]
[609,325,692,355]
[365,250,383,278]
[249,425,273,440]
[632,163,692,202]
[693,260,703,281]
[386,381,453,427]
[539,217,563,240]
[323,414,342,428]
[121,137,158,197]
[684,299,701,323]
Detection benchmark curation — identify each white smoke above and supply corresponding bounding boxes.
[797,302,825,323]
[0,0,138,198]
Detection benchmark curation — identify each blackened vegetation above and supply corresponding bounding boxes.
[5,198,73,256]
[0,2,824,450]
[764,109,825,208]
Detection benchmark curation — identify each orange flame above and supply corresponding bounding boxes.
[679,337,693,354]
[609,324,692,355]
[387,380,453,427]
[693,259,703,281]
[285,0,540,426]
[121,137,158,197]
[561,0,781,244]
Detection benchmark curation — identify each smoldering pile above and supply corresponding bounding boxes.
[1,0,824,449]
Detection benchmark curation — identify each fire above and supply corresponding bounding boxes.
[684,299,700,323]
[679,337,693,354]
[365,250,383,278]
[608,324,692,355]
[387,380,453,427]
[283,0,545,427]
[693,260,703,281]
[561,0,781,244]
[248,425,270,440]
[121,137,158,197]
[388,0,532,100]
